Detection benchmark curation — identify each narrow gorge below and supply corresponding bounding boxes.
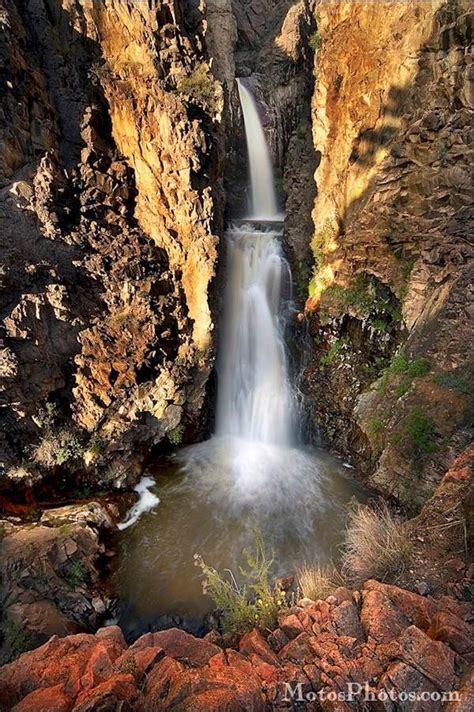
[0,1,472,710]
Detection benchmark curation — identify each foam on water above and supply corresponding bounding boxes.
[118,476,160,530]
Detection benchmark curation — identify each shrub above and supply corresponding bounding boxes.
[309,31,322,51]
[168,425,184,446]
[87,433,105,457]
[393,407,437,456]
[320,337,349,367]
[433,370,472,395]
[194,534,286,636]
[55,430,83,465]
[176,63,220,113]
[2,619,32,658]
[66,560,87,588]
[297,562,344,601]
[367,416,384,454]
[342,504,413,586]
[378,353,431,397]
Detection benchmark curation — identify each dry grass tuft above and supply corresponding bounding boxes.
[297,561,345,601]
[342,503,413,586]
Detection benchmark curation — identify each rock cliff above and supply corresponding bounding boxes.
[302,0,473,507]
[0,0,224,488]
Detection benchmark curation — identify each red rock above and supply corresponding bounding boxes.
[80,643,115,690]
[377,661,440,712]
[145,661,265,711]
[363,580,438,630]
[360,588,409,643]
[174,688,261,712]
[239,629,280,666]
[11,684,73,712]
[144,656,186,709]
[330,600,365,641]
[427,611,474,656]
[115,646,164,682]
[446,667,474,711]
[279,632,314,664]
[132,627,220,666]
[267,627,289,652]
[208,649,255,676]
[73,673,138,711]
[394,625,456,690]
[278,613,305,639]
[0,634,101,707]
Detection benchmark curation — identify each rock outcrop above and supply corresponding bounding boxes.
[302,0,473,507]
[0,579,471,711]
[0,0,224,486]
[0,501,117,662]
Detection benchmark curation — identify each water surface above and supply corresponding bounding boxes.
[115,446,365,634]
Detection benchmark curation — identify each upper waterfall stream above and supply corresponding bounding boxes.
[116,82,365,635]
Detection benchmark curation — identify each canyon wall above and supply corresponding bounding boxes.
[0,0,224,487]
[302,0,473,507]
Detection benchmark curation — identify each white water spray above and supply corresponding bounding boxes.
[237,79,279,220]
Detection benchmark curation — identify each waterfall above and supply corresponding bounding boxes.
[177,80,313,507]
[215,227,295,445]
[237,79,279,220]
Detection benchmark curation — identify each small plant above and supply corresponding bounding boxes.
[194,533,286,636]
[309,31,322,51]
[378,353,431,397]
[55,430,83,465]
[342,504,413,586]
[297,562,344,601]
[367,416,384,454]
[176,63,220,113]
[393,407,437,456]
[320,337,349,367]
[433,370,472,395]
[88,433,105,457]
[168,424,184,446]
[36,401,58,430]
[2,619,32,658]
[65,560,87,588]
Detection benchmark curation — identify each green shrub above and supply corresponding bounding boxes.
[87,433,105,457]
[433,370,472,395]
[324,275,402,328]
[378,353,431,397]
[55,430,83,465]
[168,425,184,446]
[309,31,322,50]
[2,619,32,658]
[66,560,87,588]
[194,533,286,636]
[393,407,437,456]
[320,337,349,367]
[367,416,384,454]
[176,63,220,112]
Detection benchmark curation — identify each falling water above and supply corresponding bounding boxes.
[116,81,365,627]
[215,228,295,446]
[177,80,314,504]
[236,79,278,219]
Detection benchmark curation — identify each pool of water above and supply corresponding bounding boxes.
[114,440,366,637]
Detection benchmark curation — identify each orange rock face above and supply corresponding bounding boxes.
[1,579,471,711]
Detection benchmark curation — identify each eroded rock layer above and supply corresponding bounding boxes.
[0,0,224,485]
[303,0,473,506]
